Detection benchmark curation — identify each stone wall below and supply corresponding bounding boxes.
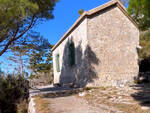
[87,6,139,86]
[53,18,90,87]
[28,98,36,113]
[52,5,139,87]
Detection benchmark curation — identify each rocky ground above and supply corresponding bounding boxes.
[32,83,150,113]
[82,84,150,113]
[34,94,111,113]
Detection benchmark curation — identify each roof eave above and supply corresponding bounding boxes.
[51,0,139,52]
[51,12,88,51]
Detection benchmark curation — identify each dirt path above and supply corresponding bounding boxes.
[47,95,110,113]
[32,84,150,113]
[31,85,123,113]
[31,86,112,113]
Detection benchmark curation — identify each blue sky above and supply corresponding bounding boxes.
[1,0,128,73]
[34,0,110,45]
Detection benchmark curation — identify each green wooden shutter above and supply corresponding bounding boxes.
[55,54,60,72]
[69,42,75,66]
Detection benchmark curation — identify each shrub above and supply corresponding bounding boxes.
[0,74,29,113]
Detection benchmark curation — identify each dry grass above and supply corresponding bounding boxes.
[84,86,112,91]
[83,87,150,113]
[100,98,149,113]
[114,103,149,113]
[17,100,28,113]
[34,96,52,113]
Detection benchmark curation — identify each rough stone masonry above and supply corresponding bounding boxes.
[52,0,139,87]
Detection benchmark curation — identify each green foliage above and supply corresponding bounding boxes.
[78,9,84,16]
[139,30,150,59]
[9,45,29,76]
[139,30,150,72]
[28,74,36,79]
[134,80,139,84]
[0,74,29,113]
[128,0,150,30]
[128,0,150,73]
[0,0,58,56]
[28,36,53,73]
[0,0,57,29]
[8,33,53,76]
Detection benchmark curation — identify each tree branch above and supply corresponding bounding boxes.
[0,29,10,43]
[15,17,35,40]
[0,16,35,56]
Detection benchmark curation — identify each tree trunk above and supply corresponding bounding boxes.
[19,53,24,76]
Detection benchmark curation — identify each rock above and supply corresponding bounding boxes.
[141,106,150,110]
[110,98,114,101]
[89,90,92,93]
[122,102,136,105]
[117,92,121,95]
[28,98,36,113]
[79,92,86,97]
[119,84,124,88]
[118,96,122,99]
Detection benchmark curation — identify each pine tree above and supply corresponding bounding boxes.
[0,0,58,56]
[128,0,150,30]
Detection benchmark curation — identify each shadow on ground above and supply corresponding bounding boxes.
[30,85,84,98]
[131,83,150,107]
[30,38,100,98]
[131,57,150,107]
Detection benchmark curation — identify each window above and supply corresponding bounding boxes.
[68,42,75,66]
[55,54,60,72]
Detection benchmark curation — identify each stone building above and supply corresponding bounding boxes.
[51,0,139,87]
